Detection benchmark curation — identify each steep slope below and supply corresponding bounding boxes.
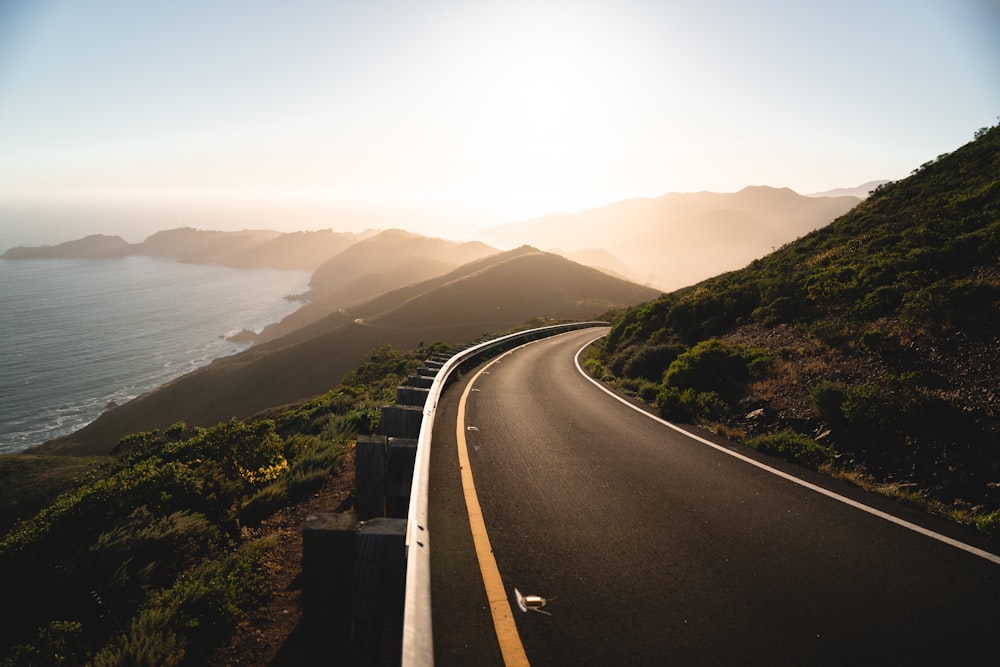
[254,229,499,342]
[593,124,1000,531]
[477,186,859,290]
[33,248,659,455]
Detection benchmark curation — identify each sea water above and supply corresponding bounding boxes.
[0,256,310,454]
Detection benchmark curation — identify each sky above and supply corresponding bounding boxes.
[0,0,998,245]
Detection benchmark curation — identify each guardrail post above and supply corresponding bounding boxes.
[356,435,387,521]
[396,386,430,407]
[406,375,434,389]
[353,517,408,666]
[381,404,423,439]
[386,437,418,518]
[302,511,358,661]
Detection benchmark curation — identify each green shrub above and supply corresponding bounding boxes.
[3,620,84,667]
[584,356,613,381]
[655,386,730,422]
[621,343,685,381]
[664,339,745,392]
[695,391,730,421]
[747,430,834,468]
[809,381,848,423]
[238,485,288,526]
[93,540,273,666]
[973,509,1000,539]
[663,339,767,402]
[617,378,662,403]
[655,386,695,421]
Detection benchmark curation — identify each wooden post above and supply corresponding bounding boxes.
[356,435,387,520]
[396,385,430,407]
[385,438,418,518]
[380,404,423,439]
[352,518,408,666]
[406,375,434,389]
[302,512,358,662]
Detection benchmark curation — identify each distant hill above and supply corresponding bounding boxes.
[253,229,500,342]
[592,124,1000,533]
[476,186,859,291]
[33,247,661,455]
[1,234,131,259]
[1,226,374,271]
[807,180,891,199]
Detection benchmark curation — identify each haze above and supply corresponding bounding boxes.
[1,0,998,246]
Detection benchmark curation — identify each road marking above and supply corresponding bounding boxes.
[457,355,531,667]
[574,332,1000,567]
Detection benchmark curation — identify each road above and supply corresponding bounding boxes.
[428,327,1000,666]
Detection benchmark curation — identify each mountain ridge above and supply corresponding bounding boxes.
[592,124,1000,533]
[477,186,861,290]
[31,246,660,455]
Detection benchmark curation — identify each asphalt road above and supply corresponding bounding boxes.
[429,327,1000,666]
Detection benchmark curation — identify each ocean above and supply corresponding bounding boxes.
[0,256,310,454]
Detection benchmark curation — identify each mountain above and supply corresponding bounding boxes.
[1,234,131,259]
[252,229,500,342]
[476,186,859,291]
[136,227,372,271]
[592,124,1000,531]
[1,227,373,272]
[32,247,661,455]
[807,180,891,199]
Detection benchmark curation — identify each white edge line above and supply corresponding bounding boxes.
[574,331,1000,567]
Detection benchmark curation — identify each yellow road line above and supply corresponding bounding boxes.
[457,357,531,667]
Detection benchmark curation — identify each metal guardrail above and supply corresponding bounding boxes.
[400,321,608,666]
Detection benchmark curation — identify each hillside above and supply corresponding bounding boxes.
[589,123,1000,535]
[253,229,499,342]
[32,247,660,456]
[477,186,860,290]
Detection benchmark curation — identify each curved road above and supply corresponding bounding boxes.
[429,328,1000,666]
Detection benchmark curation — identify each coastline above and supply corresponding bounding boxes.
[0,257,310,455]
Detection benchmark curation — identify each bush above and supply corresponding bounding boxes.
[809,381,848,423]
[93,540,273,666]
[663,339,767,402]
[655,386,730,423]
[655,386,695,421]
[621,343,685,381]
[747,430,834,468]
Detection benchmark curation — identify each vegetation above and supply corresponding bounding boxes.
[592,122,1000,536]
[0,343,440,666]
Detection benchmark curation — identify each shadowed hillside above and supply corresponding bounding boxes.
[33,247,660,456]
[588,123,1000,535]
[253,229,499,342]
[477,186,860,290]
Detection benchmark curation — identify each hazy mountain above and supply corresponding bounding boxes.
[597,124,1000,520]
[2,227,374,272]
[34,247,660,455]
[476,186,860,291]
[253,229,500,342]
[1,234,131,259]
[308,228,497,297]
[136,227,372,270]
[807,180,891,199]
